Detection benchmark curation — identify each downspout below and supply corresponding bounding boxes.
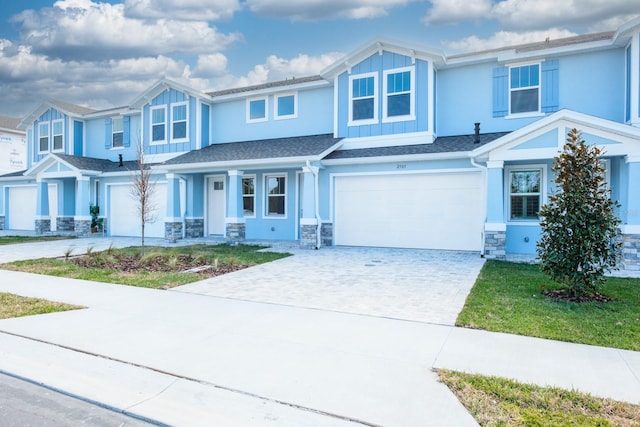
[306,160,322,249]
[470,156,487,257]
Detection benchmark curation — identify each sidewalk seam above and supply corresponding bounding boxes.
[0,329,380,427]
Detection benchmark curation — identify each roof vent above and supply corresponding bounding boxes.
[474,122,480,144]
[118,153,123,167]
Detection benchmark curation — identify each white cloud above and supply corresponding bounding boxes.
[13,0,240,61]
[443,29,577,53]
[123,0,241,21]
[193,53,229,78]
[422,0,491,25]
[491,0,639,31]
[246,0,412,21]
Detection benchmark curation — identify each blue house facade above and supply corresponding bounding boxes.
[2,18,640,270]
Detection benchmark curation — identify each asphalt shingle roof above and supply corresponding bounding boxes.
[324,132,510,160]
[0,116,21,131]
[163,133,343,166]
[55,153,153,173]
[208,75,324,98]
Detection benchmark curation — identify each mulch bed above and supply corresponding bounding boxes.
[542,288,614,303]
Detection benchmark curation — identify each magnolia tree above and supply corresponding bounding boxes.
[537,128,621,298]
[130,143,157,256]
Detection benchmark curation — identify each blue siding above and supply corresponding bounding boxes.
[337,52,428,138]
[626,45,631,122]
[201,104,210,147]
[492,66,509,117]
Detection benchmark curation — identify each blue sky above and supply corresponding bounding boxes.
[0,0,637,117]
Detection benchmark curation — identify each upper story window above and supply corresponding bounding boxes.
[171,102,188,142]
[112,117,124,148]
[508,168,543,221]
[247,97,268,123]
[349,72,378,125]
[52,119,64,152]
[242,176,256,218]
[510,64,540,115]
[383,67,414,122]
[265,174,286,218]
[275,93,297,120]
[38,122,49,153]
[150,106,167,144]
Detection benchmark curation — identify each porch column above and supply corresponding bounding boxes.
[225,170,245,243]
[300,165,318,249]
[74,176,91,236]
[622,157,640,270]
[165,173,183,242]
[35,179,50,235]
[484,160,506,259]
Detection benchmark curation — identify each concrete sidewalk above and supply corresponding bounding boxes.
[0,267,639,426]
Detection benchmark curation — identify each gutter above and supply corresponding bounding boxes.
[470,155,487,257]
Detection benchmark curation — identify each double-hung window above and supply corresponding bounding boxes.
[171,102,188,142]
[383,67,414,121]
[112,117,124,148]
[349,73,377,125]
[242,176,256,217]
[52,120,63,151]
[265,174,286,217]
[247,97,268,123]
[510,64,540,115]
[509,168,543,220]
[38,122,49,153]
[150,106,166,144]
[275,93,297,120]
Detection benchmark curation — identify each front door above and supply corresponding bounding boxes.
[207,176,226,235]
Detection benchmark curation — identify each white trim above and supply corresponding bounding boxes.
[486,160,504,169]
[246,96,269,123]
[170,101,189,144]
[111,116,124,149]
[295,170,302,240]
[621,225,640,234]
[347,72,378,126]
[263,172,287,219]
[211,79,329,103]
[382,66,415,123]
[228,169,243,177]
[321,150,468,166]
[241,174,256,219]
[274,92,298,120]
[505,112,545,120]
[333,76,339,137]
[73,215,92,221]
[339,131,432,150]
[507,62,541,116]
[300,218,318,226]
[505,164,548,224]
[428,61,435,134]
[225,217,246,224]
[485,223,507,232]
[37,121,50,154]
[149,105,167,145]
[204,174,227,236]
[165,216,183,223]
[626,155,640,163]
[34,215,51,220]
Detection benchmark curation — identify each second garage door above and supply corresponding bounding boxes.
[334,172,484,251]
[109,183,167,238]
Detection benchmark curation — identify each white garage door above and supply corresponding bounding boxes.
[109,183,166,238]
[334,172,484,251]
[8,186,37,230]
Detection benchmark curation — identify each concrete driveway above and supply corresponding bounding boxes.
[176,246,486,325]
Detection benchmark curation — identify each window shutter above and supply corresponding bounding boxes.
[123,116,131,147]
[541,60,559,113]
[104,118,112,149]
[492,66,509,117]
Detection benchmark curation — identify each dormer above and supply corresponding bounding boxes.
[19,100,96,168]
[321,38,445,149]
[130,79,214,162]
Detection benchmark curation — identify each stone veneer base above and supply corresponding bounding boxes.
[226,222,246,243]
[57,216,75,232]
[483,230,506,260]
[165,222,183,242]
[622,234,640,271]
[0,216,4,230]
[35,219,51,235]
[185,218,204,238]
[74,219,91,237]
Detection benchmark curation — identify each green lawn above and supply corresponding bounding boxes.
[0,244,289,289]
[438,369,640,427]
[0,293,82,319]
[0,235,73,245]
[457,260,640,351]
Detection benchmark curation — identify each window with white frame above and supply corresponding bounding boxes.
[112,117,124,148]
[171,102,188,142]
[52,120,63,151]
[383,67,414,121]
[265,174,286,217]
[349,73,378,125]
[150,106,166,144]
[38,122,49,153]
[242,176,256,217]
[275,93,297,120]
[247,97,268,123]
[509,168,543,220]
[509,64,540,115]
